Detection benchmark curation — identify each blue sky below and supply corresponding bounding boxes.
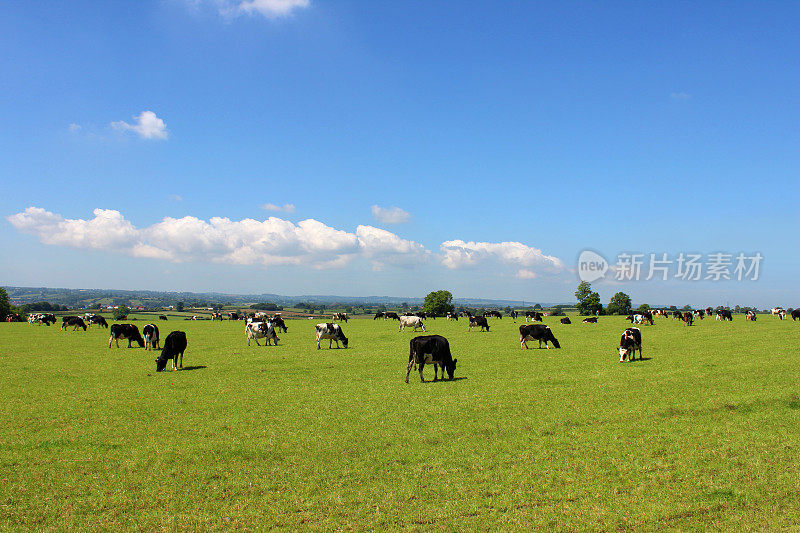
[1,1,798,307]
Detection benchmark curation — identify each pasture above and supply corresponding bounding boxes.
[1,314,799,530]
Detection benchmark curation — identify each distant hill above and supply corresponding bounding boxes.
[3,286,572,310]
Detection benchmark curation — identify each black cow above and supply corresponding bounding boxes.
[484,310,502,319]
[61,317,87,331]
[672,311,683,320]
[525,311,543,322]
[716,309,733,321]
[509,310,518,321]
[446,312,459,321]
[792,309,800,321]
[706,307,714,317]
[405,335,457,383]
[159,315,168,321]
[89,315,109,328]
[468,316,490,332]
[39,313,57,326]
[373,312,385,320]
[143,324,160,350]
[560,317,571,324]
[683,313,693,326]
[109,324,144,348]
[156,331,187,371]
[619,327,642,362]
[582,317,598,323]
[315,323,348,349]
[694,309,705,319]
[385,312,400,321]
[228,312,239,321]
[519,324,560,349]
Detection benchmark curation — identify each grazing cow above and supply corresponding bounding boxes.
[619,327,642,362]
[269,316,288,333]
[108,324,144,348]
[694,309,705,319]
[582,317,598,323]
[792,309,800,321]
[159,315,168,321]
[509,310,518,321]
[385,312,400,321]
[771,307,784,316]
[560,317,571,324]
[706,307,714,317]
[211,313,224,321]
[717,309,733,321]
[626,314,647,325]
[143,324,160,350]
[373,312,385,320]
[39,313,56,325]
[332,312,349,323]
[87,315,108,328]
[683,313,693,326]
[405,335,457,383]
[315,323,348,349]
[745,310,757,321]
[156,331,187,371]
[672,311,683,320]
[468,316,490,332]
[245,321,279,346]
[777,310,786,320]
[519,324,561,349]
[483,310,502,319]
[227,312,239,321]
[61,317,87,331]
[5,313,23,322]
[525,311,543,322]
[399,315,426,332]
[446,312,459,321]
[415,312,428,320]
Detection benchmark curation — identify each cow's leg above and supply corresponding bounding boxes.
[108,336,113,348]
[405,359,414,383]
[433,364,439,381]
[520,335,526,349]
[418,362,426,382]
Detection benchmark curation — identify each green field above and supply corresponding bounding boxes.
[1,315,799,530]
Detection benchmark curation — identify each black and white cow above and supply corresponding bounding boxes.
[468,316,490,332]
[156,331,187,371]
[519,324,561,349]
[560,317,571,324]
[509,310,518,321]
[385,312,400,321]
[246,321,279,346]
[582,317,598,323]
[683,312,693,326]
[619,327,642,362]
[315,323,348,349]
[108,324,144,348]
[705,307,714,317]
[399,315,426,332]
[89,315,109,328]
[270,316,288,333]
[694,309,705,319]
[143,324,160,350]
[159,315,168,321]
[227,312,239,321]
[716,309,733,321]
[525,311,543,322]
[61,317,87,331]
[373,312,385,320]
[745,310,757,321]
[332,312,349,323]
[405,334,457,383]
[446,312,459,321]
[484,310,502,319]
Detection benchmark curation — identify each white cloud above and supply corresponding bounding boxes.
[261,203,296,213]
[111,111,169,140]
[371,205,411,225]
[238,0,310,17]
[440,240,564,276]
[356,225,430,270]
[7,207,431,271]
[68,123,82,132]
[169,194,183,202]
[670,92,691,100]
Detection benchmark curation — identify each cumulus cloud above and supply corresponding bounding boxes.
[440,240,564,276]
[261,203,296,213]
[7,207,432,271]
[356,225,430,270]
[371,205,411,225]
[111,111,169,140]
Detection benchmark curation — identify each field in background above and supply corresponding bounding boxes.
[1,314,799,530]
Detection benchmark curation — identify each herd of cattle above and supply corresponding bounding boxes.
[14,305,799,380]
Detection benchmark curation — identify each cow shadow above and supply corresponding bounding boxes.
[179,365,207,371]
[421,377,468,385]
[629,358,652,362]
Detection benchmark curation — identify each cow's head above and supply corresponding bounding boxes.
[134,334,145,348]
[618,346,630,362]
[155,356,167,372]
[340,335,348,349]
[550,336,561,349]
[446,358,457,380]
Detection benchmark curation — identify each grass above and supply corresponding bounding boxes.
[1,314,799,530]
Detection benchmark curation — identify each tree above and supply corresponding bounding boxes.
[113,306,130,320]
[422,290,454,316]
[637,303,651,312]
[607,292,632,315]
[533,303,543,310]
[176,301,184,312]
[575,281,603,315]
[0,288,11,318]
